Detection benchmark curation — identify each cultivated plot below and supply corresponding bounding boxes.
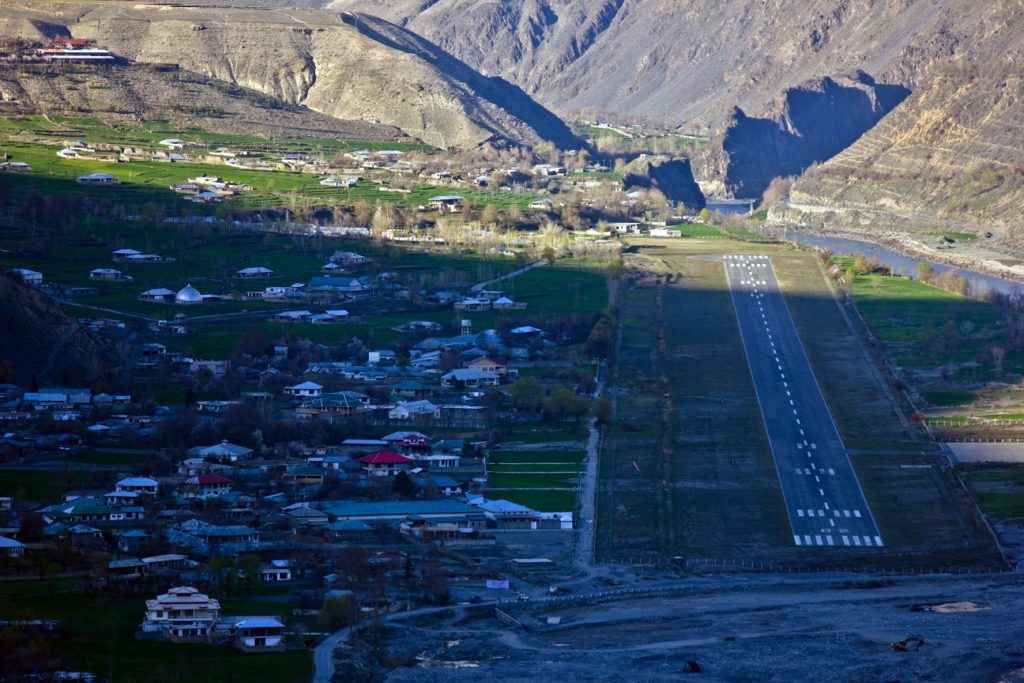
[724,254,882,548]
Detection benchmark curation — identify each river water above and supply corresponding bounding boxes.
[785,230,1020,297]
[703,200,1019,296]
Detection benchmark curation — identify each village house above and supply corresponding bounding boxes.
[359,451,415,477]
[0,535,25,557]
[428,195,464,213]
[441,368,500,389]
[454,297,491,311]
[142,586,221,643]
[89,268,128,281]
[115,476,159,497]
[0,161,32,173]
[189,440,253,462]
[8,268,42,286]
[261,559,294,582]
[464,356,514,377]
[76,173,118,185]
[235,266,274,279]
[285,381,323,398]
[138,288,175,303]
[389,400,438,421]
[180,474,232,499]
[223,616,286,652]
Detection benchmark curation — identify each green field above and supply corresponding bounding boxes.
[964,466,1024,518]
[0,138,540,214]
[0,468,109,500]
[487,446,584,512]
[0,583,311,683]
[597,238,1002,569]
[65,451,162,466]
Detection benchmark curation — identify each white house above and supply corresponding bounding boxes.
[189,440,254,462]
[158,138,185,150]
[116,477,159,497]
[285,381,323,398]
[139,288,175,302]
[235,267,274,279]
[142,586,221,643]
[225,616,285,652]
[77,172,117,185]
[454,297,491,311]
[389,400,438,420]
[7,268,42,285]
[0,535,25,557]
[90,268,125,281]
[441,368,500,388]
[260,560,293,582]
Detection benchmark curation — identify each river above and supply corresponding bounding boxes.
[703,199,1020,296]
[785,230,1020,297]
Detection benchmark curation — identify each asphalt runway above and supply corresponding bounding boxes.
[724,255,883,548]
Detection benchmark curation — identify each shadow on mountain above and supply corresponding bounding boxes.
[340,11,580,149]
[723,72,911,200]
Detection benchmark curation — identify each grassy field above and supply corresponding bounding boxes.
[0,582,311,683]
[596,238,1002,568]
[0,138,541,214]
[963,466,1024,518]
[772,251,916,451]
[0,468,110,500]
[487,447,584,512]
[64,450,162,466]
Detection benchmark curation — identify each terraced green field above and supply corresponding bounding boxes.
[486,447,584,512]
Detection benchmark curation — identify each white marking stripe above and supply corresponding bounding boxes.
[814,535,823,546]
[804,535,812,545]
[862,536,872,546]
[797,509,805,517]
[852,536,862,546]
[842,535,850,546]
[794,534,802,546]
[826,535,834,546]
[853,510,862,518]
[874,536,883,546]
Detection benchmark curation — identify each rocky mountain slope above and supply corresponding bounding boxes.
[0,273,120,386]
[330,0,1024,249]
[0,1,577,150]
[0,61,404,142]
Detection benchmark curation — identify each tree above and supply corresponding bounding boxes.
[480,204,499,229]
[318,593,359,631]
[354,201,374,226]
[509,377,543,412]
[593,396,613,424]
[916,262,935,283]
[392,470,414,498]
[371,203,397,235]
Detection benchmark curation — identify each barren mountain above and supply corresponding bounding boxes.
[0,61,405,142]
[330,0,1024,248]
[0,1,577,150]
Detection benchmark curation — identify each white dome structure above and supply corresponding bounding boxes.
[175,284,203,306]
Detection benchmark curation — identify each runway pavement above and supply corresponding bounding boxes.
[724,255,883,548]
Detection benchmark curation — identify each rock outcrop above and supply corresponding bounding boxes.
[622,156,706,210]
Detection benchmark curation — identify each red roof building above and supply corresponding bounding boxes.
[181,474,232,499]
[52,38,95,48]
[358,451,414,477]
